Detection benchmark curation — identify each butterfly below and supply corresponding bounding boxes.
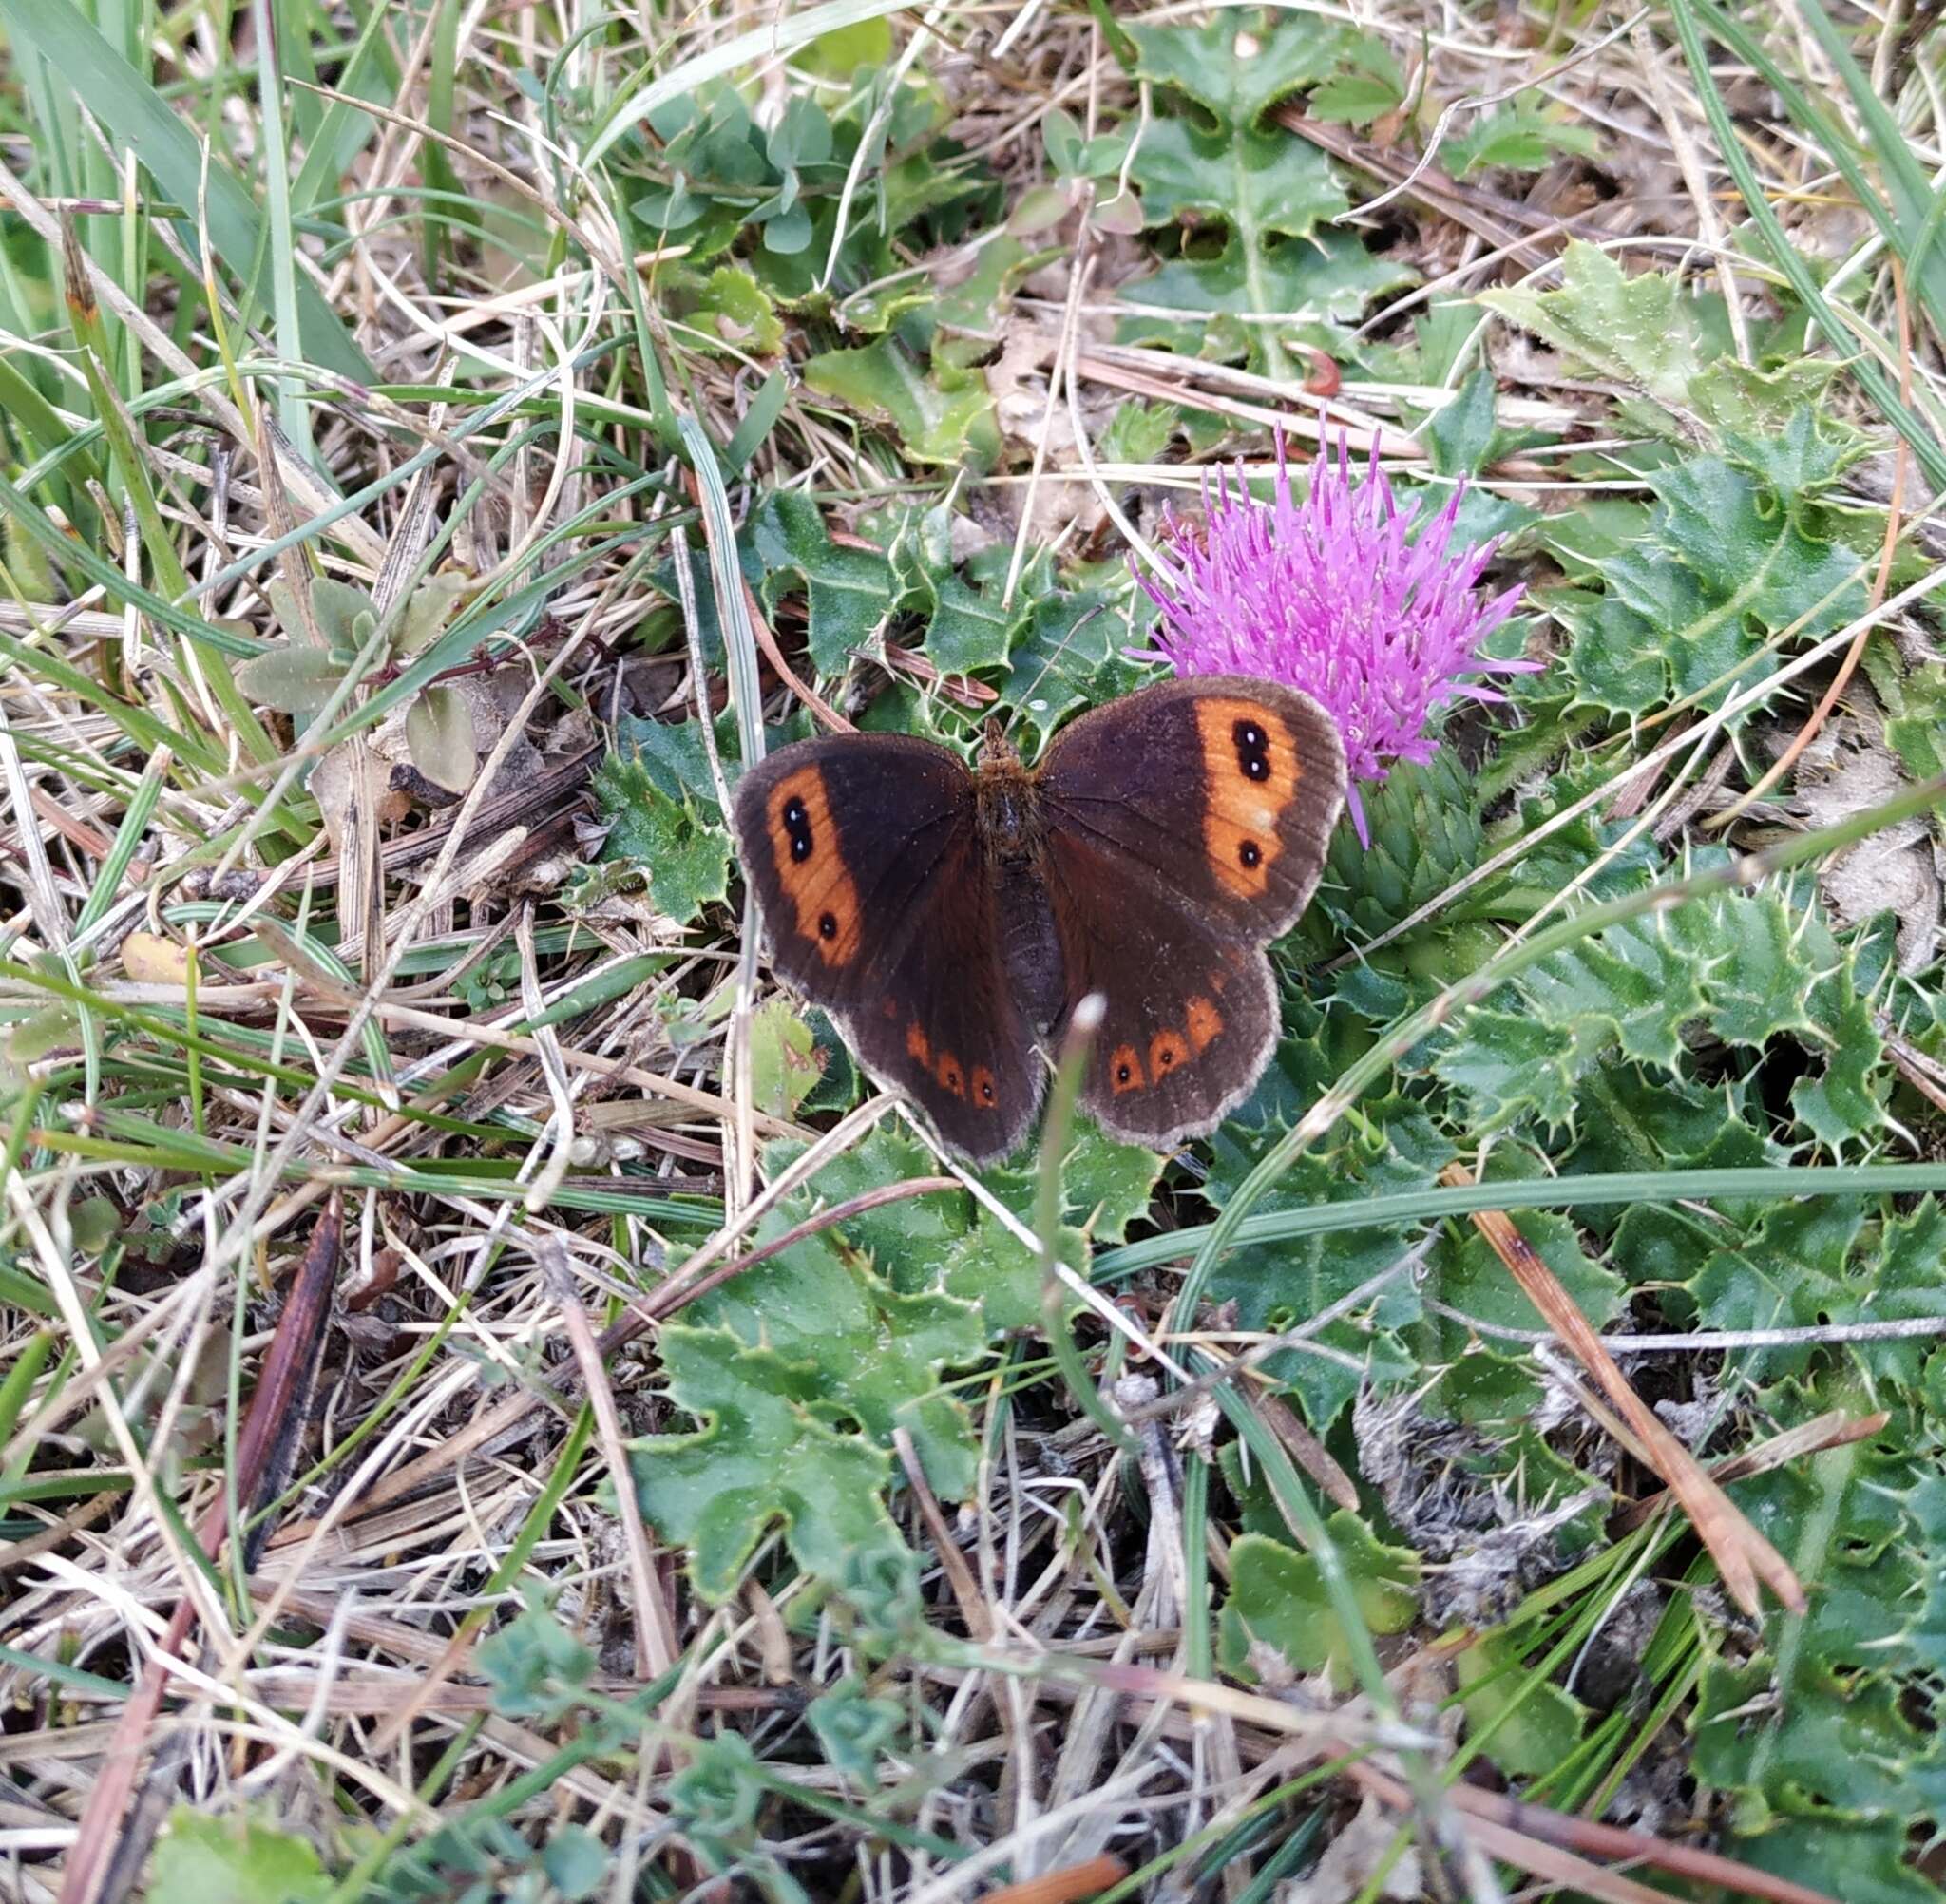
[730,676,1346,1163]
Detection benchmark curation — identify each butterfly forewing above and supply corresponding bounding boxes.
[731,735,1041,1163]
[1035,675,1345,939]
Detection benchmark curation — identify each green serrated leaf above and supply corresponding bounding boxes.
[639,1133,988,1578]
[999,590,1153,741]
[631,1326,907,1598]
[1308,38,1406,125]
[1203,1134,1438,1428]
[923,569,1021,675]
[1118,227,1416,374]
[1482,241,1706,411]
[1127,14,1356,129]
[688,264,784,355]
[1433,1008,1581,1133]
[1545,447,1866,717]
[1220,1519,1419,1687]
[1429,1200,1623,1357]
[749,490,894,676]
[1696,1421,1945,1828]
[612,712,738,822]
[1442,103,1600,177]
[1132,117,1345,239]
[595,757,733,924]
[1439,887,1888,1149]
[802,333,1000,468]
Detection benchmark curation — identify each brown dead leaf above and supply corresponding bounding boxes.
[1791,705,1942,974]
[1283,1793,1421,1903]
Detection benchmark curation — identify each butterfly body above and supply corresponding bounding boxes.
[732,676,1346,1163]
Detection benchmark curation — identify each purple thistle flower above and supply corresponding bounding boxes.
[1135,435,1534,847]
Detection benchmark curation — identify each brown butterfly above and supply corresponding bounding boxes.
[730,676,1346,1163]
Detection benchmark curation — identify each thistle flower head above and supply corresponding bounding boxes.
[1135,435,1534,847]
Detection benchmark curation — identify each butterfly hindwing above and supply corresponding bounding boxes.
[731,735,1041,1163]
[1040,827,1279,1149]
[1035,674,1345,938]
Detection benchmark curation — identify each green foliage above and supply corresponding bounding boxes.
[1695,1411,1946,1854]
[592,752,733,924]
[477,1597,597,1719]
[1115,15,1416,371]
[632,1123,1167,1596]
[1544,447,1866,717]
[1454,1634,1587,1777]
[1202,1112,1442,1430]
[632,1324,912,1599]
[1483,243,1863,459]
[802,333,1001,469]
[148,1810,332,1904]
[1434,885,1887,1148]
[1441,105,1600,177]
[30,6,1946,1896]
[1220,1518,1420,1685]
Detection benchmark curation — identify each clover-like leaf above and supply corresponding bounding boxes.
[235,642,350,722]
[405,683,476,794]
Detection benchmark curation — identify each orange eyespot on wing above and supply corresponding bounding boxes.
[1149,1029,1190,1075]
[1186,995,1222,1051]
[1108,1045,1146,1094]
[764,765,864,968]
[1035,673,1345,942]
[1192,696,1304,900]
